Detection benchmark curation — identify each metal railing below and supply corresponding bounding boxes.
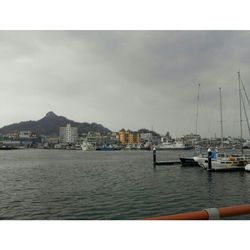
[145,204,250,220]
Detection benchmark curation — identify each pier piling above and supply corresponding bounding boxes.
[153,147,156,167]
[208,148,212,171]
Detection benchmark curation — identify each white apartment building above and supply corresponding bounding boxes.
[59,124,78,143]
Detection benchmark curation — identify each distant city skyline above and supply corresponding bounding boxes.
[1,31,250,138]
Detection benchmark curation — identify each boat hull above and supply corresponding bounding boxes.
[199,159,246,171]
[0,146,17,150]
[180,157,200,166]
[157,146,193,150]
[245,164,250,171]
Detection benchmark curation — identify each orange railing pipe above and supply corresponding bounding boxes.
[145,204,250,220]
[219,204,250,218]
[145,210,209,220]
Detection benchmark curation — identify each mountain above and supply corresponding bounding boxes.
[0,112,111,136]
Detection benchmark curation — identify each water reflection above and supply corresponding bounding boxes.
[207,171,214,207]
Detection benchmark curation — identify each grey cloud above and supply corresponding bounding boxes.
[0,31,250,137]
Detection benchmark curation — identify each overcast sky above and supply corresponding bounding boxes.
[1,31,250,138]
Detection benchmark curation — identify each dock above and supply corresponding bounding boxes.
[153,147,181,166]
[154,160,181,166]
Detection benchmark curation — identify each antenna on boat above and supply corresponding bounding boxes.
[238,71,244,155]
[195,83,200,135]
[219,87,224,150]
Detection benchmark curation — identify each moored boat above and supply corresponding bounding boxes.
[0,145,17,150]
[97,145,115,151]
[180,156,202,166]
[156,141,192,150]
[197,153,249,171]
[245,164,250,171]
[81,142,96,151]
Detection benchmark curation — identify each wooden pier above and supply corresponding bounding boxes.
[153,148,181,167]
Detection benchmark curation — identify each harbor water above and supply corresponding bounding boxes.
[0,149,250,219]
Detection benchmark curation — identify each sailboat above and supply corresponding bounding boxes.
[199,74,250,171]
[237,71,250,171]
[180,83,204,166]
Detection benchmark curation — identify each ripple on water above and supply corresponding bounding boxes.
[0,149,250,219]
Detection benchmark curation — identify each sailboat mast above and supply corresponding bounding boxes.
[195,83,200,135]
[241,90,250,136]
[219,87,224,149]
[240,75,250,136]
[238,71,243,155]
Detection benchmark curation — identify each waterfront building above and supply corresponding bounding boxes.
[117,129,140,145]
[159,131,172,143]
[83,131,119,146]
[47,136,60,145]
[128,131,140,144]
[59,124,78,143]
[183,133,201,147]
[133,133,140,144]
[105,132,119,145]
[165,131,171,140]
[140,132,152,142]
[85,131,105,146]
[183,133,201,142]
[140,132,160,145]
[5,132,19,140]
[117,129,127,144]
[137,128,161,145]
[19,131,32,139]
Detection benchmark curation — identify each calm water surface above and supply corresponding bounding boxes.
[0,149,250,219]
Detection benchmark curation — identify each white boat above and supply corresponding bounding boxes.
[199,159,246,171]
[197,152,249,171]
[81,142,95,151]
[157,141,191,150]
[245,164,250,171]
[243,140,250,149]
[202,72,250,171]
[125,144,132,150]
[180,155,204,166]
[197,87,244,171]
